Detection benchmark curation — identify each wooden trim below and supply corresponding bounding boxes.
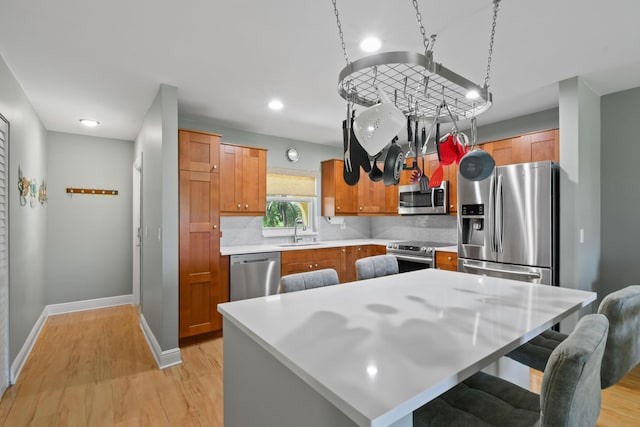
[178,128,222,137]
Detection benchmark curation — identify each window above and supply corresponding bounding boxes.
[262,172,317,237]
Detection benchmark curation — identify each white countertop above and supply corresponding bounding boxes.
[218,270,596,426]
[220,239,395,256]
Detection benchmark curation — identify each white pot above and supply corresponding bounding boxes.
[353,88,406,156]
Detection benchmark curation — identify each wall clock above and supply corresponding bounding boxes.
[286,147,299,163]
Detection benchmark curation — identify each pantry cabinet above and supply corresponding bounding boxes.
[220,143,267,215]
[178,129,226,339]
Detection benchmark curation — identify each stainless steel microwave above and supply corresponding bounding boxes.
[398,181,448,215]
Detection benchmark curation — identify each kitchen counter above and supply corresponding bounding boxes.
[218,269,596,427]
[220,238,395,256]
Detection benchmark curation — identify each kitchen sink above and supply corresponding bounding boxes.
[278,242,325,248]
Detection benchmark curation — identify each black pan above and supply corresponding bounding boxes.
[383,141,404,186]
[350,112,371,173]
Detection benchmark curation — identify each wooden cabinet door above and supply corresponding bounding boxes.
[341,245,369,282]
[220,144,243,213]
[179,130,220,173]
[281,249,316,276]
[445,164,458,215]
[368,245,387,256]
[385,183,399,214]
[321,160,357,216]
[314,248,342,273]
[435,251,458,271]
[179,169,222,338]
[358,170,385,214]
[241,147,267,214]
[518,129,559,163]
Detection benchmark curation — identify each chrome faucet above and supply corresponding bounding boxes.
[293,217,306,243]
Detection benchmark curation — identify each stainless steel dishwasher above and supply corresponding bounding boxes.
[230,252,281,301]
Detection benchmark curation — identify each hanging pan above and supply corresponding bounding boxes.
[459,117,495,181]
[383,137,404,186]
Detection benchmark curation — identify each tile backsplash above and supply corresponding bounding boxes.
[371,215,457,244]
[220,214,457,247]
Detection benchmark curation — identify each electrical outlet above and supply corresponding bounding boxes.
[340,222,346,230]
[579,228,584,244]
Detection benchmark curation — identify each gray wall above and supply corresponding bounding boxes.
[137,84,179,352]
[558,77,601,331]
[600,86,640,298]
[45,132,133,304]
[0,54,48,362]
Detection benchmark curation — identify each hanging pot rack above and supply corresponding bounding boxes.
[333,0,500,123]
[337,50,491,123]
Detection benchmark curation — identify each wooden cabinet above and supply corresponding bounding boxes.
[281,248,342,278]
[178,129,226,338]
[322,159,398,216]
[340,245,370,282]
[321,159,357,216]
[482,129,559,166]
[435,251,458,272]
[220,143,267,215]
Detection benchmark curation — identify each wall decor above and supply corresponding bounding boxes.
[29,178,37,207]
[17,166,29,206]
[38,180,47,204]
[66,187,118,196]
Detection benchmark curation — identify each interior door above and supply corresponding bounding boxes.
[0,115,9,391]
[495,162,554,268]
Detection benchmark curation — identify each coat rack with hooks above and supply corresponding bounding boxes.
[66,187,118,196]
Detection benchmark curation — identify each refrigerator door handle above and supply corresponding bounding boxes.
[462,262,542,279]
[489,175,496,253]
[496,174,504,254]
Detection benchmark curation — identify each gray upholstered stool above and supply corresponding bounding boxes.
[279,268,339,293]
[414,313,609,427]
[355,255,399,280]
[507,285,640,388]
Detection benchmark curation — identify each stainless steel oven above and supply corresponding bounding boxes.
[386,241,453,273]
[398,181,448,215]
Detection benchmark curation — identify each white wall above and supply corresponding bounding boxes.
[137,84,179,352]
[46,132,134,304]
[0,54,48,362]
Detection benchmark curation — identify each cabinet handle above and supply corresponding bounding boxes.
[211,164,217,171]
[359,206,363,211]
[337,206,341,211]
[245,204,249,209]
[447,256,452,261]
[237,204,241,209]
[342,248,346,252]
[213,225,217,229]
[357,247,361,251]
[315,263,318,268]
[309,265,313,269]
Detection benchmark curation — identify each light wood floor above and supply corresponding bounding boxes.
[0,305,638,426]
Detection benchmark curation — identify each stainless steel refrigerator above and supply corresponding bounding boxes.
[457,161,558,285]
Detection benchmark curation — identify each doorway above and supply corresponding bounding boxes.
[0,114,9,392]
[133,155,142,306]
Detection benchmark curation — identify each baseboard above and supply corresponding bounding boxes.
[10,294,134,383]
[10,307,47,384]
[47,294,133,316]
[139,313,182,369]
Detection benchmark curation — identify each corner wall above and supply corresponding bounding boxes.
[600,87,640,298]
[45,132,134,304]
[136,84,180,366]
[0,54,48,363]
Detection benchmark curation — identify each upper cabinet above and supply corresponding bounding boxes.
[482,129,559,166]
[179,129,220,172]
[321,159,398,216]
[220,143,267,216]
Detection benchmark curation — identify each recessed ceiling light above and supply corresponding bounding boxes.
[360,36,381,53]
[268,99,284,111]
[79,119,100,127]
[465,90,480,100]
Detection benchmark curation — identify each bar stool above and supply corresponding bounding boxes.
[279,268,340,293]
[413,314,609,427]
[507,285,640,388]
[355,255,399,280]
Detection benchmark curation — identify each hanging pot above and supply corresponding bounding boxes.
[459,150,495,181]
[353,87,406,156]
[383,142,404,186]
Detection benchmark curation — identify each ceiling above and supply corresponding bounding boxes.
[1,0,639,146]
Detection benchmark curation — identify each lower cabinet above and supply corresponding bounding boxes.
[281,245,388,284]
[435,251,458,272]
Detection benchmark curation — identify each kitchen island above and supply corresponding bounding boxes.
[218,269,596,427]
